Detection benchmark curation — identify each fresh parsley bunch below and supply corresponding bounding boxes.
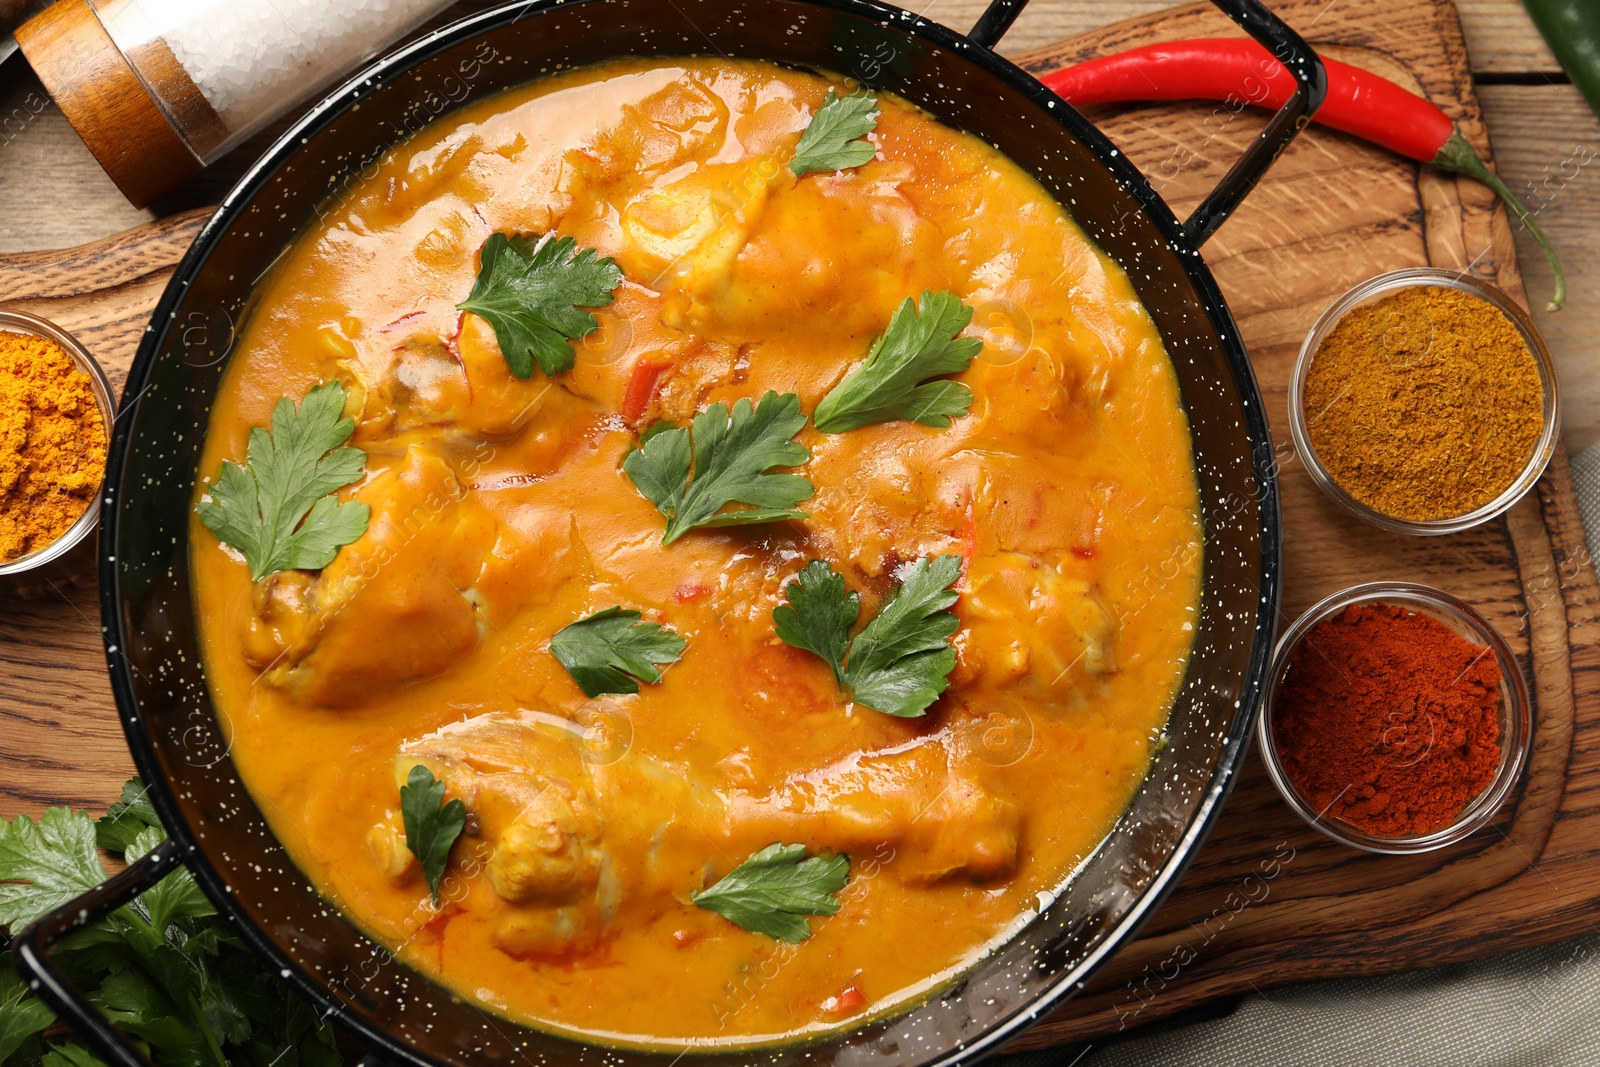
[0,781,342,1067]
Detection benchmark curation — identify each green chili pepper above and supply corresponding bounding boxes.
[1524,0,1600,121]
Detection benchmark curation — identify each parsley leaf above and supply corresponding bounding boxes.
[95,777,161,852]
[41,1046,106,1067]
[195,380,371,582]
[97,964,201,1057]
[813,290,982,433]
[690,843,849,943]
[772,560,857,690]
[774,554,962,718]
[0,807,106,931]
[623,390,813,544]
[844,554,963,717]
[550,607,687,697]
[456,232,624,379]
[0,956,56,1063]
[125,825,216,933]
[790,90,879,177]
[400,764,468,905]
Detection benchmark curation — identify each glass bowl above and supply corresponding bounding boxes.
[1288,268,1560,536]
[1256,581,1532,854]
[0,308,115,576]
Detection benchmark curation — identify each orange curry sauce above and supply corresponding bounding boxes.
[191,58,1201,1047]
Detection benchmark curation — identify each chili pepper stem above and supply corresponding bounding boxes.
[1433,130,1565,311]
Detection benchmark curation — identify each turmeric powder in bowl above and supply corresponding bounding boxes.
[1289,271,1557,534]
[0,326,109,564]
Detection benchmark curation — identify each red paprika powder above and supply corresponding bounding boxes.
[1273,601,1502,838]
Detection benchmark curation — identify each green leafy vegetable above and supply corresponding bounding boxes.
[623,390,813,544]
[195,380,370,583]
[0,807,107,931]
[126,824,216,933]
[690,843,849,943]
[774,554,962,718]
[0,779,342,1067]
[456,232,624,379]
[0,961,56,1064]
[41,1046,105,1067]
[94,777,160,852]
[790,90,879,177]
[772,561,857,689]
[813,290,982,433]
[400,765,468,905]
[550,607,687,697]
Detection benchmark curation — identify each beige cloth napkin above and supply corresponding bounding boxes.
[1074,934,1600,1065]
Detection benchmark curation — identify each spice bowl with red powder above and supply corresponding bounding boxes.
[1257,582,1532,853]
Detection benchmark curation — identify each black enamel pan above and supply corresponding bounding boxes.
[17,0,1320,1062]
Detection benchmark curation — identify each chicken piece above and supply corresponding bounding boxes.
[617,156,790,320]
[615,150,948,366]
[678,163,947,352]
[568,76,731,194]
[336,337,474,442]
[337,316,605,444]
[803,439,974,580]
[366,811,416,886]
[727,737,1021,884]
[396,713,611,878]
[958,549,1116,701]
[387,709,1020,957]
[242,445,494,708]
[395,710,617,958]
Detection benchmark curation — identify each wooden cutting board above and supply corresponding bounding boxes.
[3,0,1598,1049]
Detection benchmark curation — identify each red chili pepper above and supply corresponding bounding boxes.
[380,309,428,333]
[619,358,671,426]
[819,984,868,1017]
[1043,40,1565,309]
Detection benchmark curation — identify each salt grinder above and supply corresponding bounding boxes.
[15,0,458,206]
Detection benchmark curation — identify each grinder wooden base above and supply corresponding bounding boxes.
[14,0,220,207]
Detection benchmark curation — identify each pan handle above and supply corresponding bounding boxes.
[11,838,185,1067]
[1181,0,1326,244]
[968,0,1029,48]
[970,0,1327,246]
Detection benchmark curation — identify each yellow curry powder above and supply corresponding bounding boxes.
[0,330,107,561]
[1303,285,1544,522]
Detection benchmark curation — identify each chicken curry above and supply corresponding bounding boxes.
[191,58,1202,1048]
